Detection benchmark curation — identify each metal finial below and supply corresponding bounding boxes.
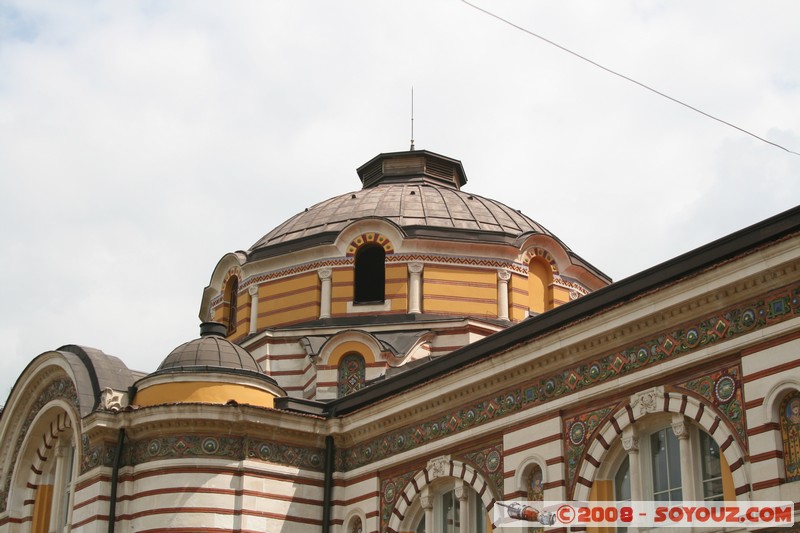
[410,86,415,151]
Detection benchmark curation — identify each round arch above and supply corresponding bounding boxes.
[4,397,80,529]
[318,330,383,367]
[388,456,501,533]
[200,252,246,322]
[12,400,80,512]
[514,455,548,500]
[342,506,367,533]
[573,390,750,502]
[335,218,405,257]
[762,377,800,423]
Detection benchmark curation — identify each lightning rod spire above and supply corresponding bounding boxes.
[410,86,415,151]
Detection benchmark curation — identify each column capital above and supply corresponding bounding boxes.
[671,414,689,440]
[408,262,424,274]
[318,267,333,280]
[454,480,467,501]
[420,487,433,510]
[497,268,511,281]
[622,436,640,452]
[248,285,259,296]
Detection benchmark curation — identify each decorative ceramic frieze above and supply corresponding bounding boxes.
[339,283,799,472]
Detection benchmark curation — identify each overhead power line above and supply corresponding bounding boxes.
[460,0,800,157]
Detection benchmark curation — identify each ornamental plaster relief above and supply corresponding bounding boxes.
[426,454,452,480]
[630,386,665,417]
[100,387,129,412]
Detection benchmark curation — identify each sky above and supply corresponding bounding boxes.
[1,1,798,403]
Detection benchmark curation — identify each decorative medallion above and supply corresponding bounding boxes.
[569,421,587,446]
[380,470,416,532]
[564,404,616,496]
[714,375,736,403]
[383,481,396,503]
[459,442,504,501]
[309,453,322,468]
[148,440,161,456]
[202,437,220,454]
[686,328,700,347]
[741,308,757,329]
[486,450,501,472]
[675,364,747,450]
[258,443,271,459]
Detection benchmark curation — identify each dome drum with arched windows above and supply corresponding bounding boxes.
[201,149,611,401]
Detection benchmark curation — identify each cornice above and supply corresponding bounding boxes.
[330,245,800,449]
[86,403,327,448]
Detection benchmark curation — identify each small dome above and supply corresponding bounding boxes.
[158,322,261,373]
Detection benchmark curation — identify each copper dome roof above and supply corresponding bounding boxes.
[157,322,262,373]
[249,150,556,257]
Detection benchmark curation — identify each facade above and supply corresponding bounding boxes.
[0,149,798,533]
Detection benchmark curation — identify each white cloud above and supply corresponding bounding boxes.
[0,0,798,399]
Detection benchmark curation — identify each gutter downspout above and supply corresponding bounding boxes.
[108,427,125,533]
[322,435,335,533]
[108,385,134,533]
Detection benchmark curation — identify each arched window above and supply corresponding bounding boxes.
[54,442,77,532]
[354,244,385,303]
[225,276,239,334]
[29,415,77,533]
[615,455,631,501]
[527,257,553,315]
[698,430,724,501]
[338,353,366,397]
[650,426,682,502]
[780,391,800,482]
[410,484,487,533]
[610,419,728,504]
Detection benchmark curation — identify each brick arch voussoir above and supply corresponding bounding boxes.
[387,459,500,532]
[523,247,559,276]
[24,411,74,511]
[346,232,395,257]
[574,391,750,501]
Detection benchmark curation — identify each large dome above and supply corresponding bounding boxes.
[248,150,558,258]
[201,148,612,358]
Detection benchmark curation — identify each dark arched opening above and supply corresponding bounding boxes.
[225,276,239,334]
[354,245,385,303]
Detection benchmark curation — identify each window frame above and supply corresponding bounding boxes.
[610,416,729,503]
[353,244,386,304]
[409,479,488,533]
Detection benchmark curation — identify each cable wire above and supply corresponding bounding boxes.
[460,0,800,157]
